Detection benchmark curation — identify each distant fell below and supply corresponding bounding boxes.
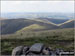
[1,18,59,35]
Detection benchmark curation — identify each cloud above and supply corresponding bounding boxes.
[1,1,74,13]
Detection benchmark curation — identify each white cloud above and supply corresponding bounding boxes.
[1,1,74,13]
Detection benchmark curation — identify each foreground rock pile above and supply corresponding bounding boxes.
[12,43,74,56]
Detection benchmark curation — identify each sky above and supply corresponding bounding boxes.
[1,1,74,13]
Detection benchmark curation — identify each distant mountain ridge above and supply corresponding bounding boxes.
[0,18,74,35]
[0,18,59,34]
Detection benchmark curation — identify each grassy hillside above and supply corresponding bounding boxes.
[0,18,74,35]
[17,24,46,33]
[1,19,36,34]
[0,18,59,35]
[1,28,74,55]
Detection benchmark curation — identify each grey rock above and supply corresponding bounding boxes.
[23,46,29,55]
[42,47,50,55]
[12,46,24,56]
[29,43,44,53]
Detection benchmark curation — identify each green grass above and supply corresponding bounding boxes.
[17,24,46,33]
[1,28,74,55]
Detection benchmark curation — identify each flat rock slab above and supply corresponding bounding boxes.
[29,43,44,53]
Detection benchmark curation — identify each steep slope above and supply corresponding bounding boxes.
[0,19,37,34]
[59,19,75,28]
[1,18,59,35]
